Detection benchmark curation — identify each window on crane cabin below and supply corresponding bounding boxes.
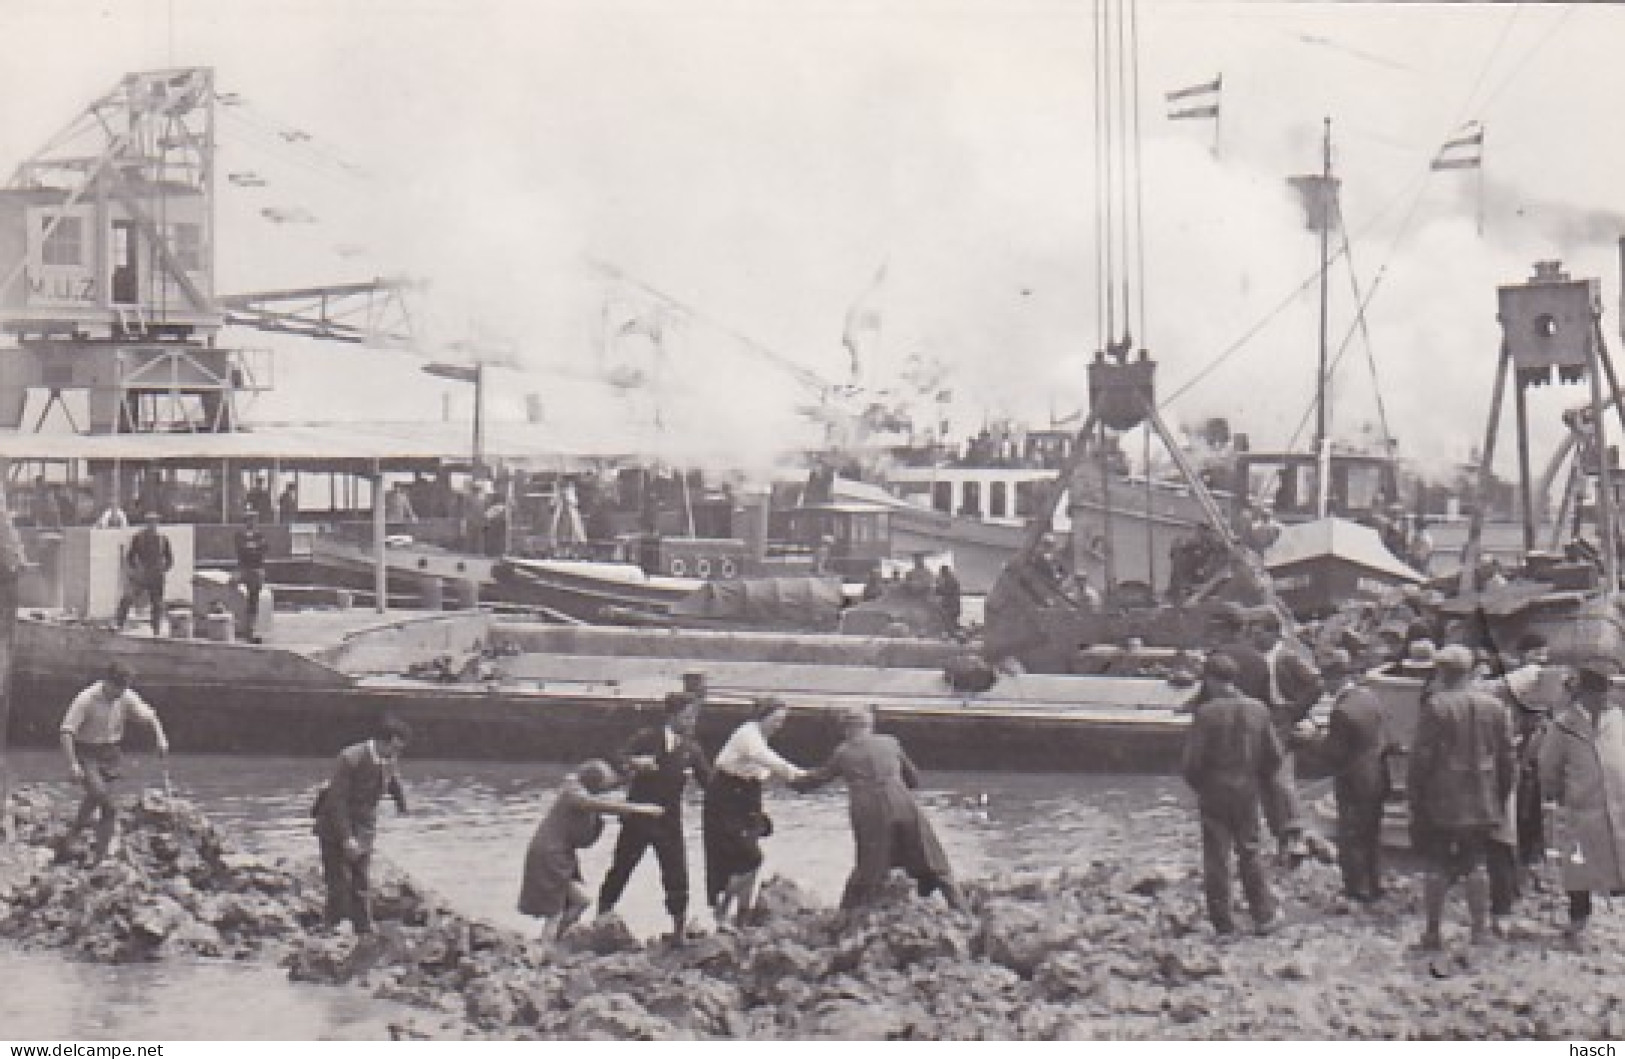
[169,223,202,272]
[41,215,83,266]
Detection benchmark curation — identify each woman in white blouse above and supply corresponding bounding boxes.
[703,697,805,927]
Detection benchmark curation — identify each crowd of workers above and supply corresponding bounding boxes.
[1187,593,1622,953]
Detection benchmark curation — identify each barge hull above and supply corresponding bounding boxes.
[7,672,1188,774]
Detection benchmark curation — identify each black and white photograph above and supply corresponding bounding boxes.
[0,0,1622,1044]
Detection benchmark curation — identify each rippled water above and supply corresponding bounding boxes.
[1,749,1193,1039]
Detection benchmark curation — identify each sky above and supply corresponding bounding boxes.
[1,0,1623,480]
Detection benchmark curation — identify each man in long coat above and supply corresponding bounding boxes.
[1407,644,1514,951]
[1538,657,1625,943]
[1182,652,1286,936]
[793,704,965,912]
[1249,608,1324,857]
[1317,650,1392,901]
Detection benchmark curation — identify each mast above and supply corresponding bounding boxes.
[1313,117,1332,474]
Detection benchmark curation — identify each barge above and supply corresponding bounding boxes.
[5,607,1196,773]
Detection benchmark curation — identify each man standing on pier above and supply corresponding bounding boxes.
[234,508,270,643]
[313,716,411,937]
[114,512,173,636]
[57,662,170,864]
[1182,652,1285,937]
[597,692,711,942]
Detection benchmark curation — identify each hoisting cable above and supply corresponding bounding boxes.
[1129,0,1149,349]
[1092,0,1111,350]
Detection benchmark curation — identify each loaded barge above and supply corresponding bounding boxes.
[4,608,1195,772]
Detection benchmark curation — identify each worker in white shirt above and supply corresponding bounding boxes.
[56,661,170,864]
[703,697,805,927]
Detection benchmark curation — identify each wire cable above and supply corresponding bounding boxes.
[1129,0,1148,347]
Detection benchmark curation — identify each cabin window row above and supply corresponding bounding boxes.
[930,479,1023,519]
[37,216,202,273]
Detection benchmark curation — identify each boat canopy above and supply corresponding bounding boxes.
[1263,516,1422,582]
[669,575,844,624]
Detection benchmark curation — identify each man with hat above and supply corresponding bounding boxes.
[234,507,270,643]
[1248,606,1324,861]
[1181,652,1286,937]
[1487,633,1559,925]
[1388,638,1437,679]
[57,662,170,863]
[597,690,712,942]
[1315,649,1393,902]
[1189,602,1272,708]
[1407,644,1515,951]
[1538,656,1625,945]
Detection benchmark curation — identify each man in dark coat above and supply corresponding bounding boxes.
[793,703,965,912]
[1249,608,1324,859]
[1317,650,1392,901]
[597,692,712,941]
[1190,604,1272,707]
[935,565,963,633]
[114,512,173,635]
[861,566,886,602]
[1182,652,1286,937]
[313,716,411,936]
[1406,644,1514,951]
[234,508,270,643]
[244,476,274,522]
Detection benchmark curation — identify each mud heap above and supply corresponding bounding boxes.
[4,785,1625,1040]
[0,787,324,962]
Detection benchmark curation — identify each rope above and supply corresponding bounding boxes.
[1272,10,1567,446]
[1113,0,1132,342]
[1158,159,1432,417]
[1160,265,1325,407]
[1160,8,1567,424]
[1129,0,1148,348]
[1092,0,1112,347]
[1283,202,1393,454]
[227,101,371,181]
[1340,210,1396,454]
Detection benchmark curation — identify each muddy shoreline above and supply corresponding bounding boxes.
[0,785,1617,1040]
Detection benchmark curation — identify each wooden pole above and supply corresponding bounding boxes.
[372,463,387,614]
[1021,410,1099,554]
[1099,419,1116,590]
[1514,365,1536,555]
[1550,448,1582,554]
[1589,342,1619,596]
[1143,425,1155,588]
[0,474,22,842]
[1460,344,1512,595]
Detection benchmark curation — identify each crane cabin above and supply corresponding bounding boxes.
[0,68,262,436]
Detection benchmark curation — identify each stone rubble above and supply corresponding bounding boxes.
[1,784,1621,1040]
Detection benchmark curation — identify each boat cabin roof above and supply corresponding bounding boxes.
[0,420,680,472]
[793,502,893,516]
